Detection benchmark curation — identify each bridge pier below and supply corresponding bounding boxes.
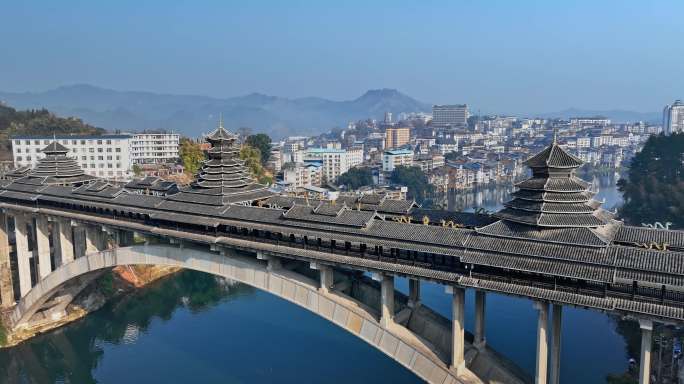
[639,319,653,384]
[55,219,74,265]
[379,274,395,327]
[85,225,103,254]
[534,301,549,384]
[474,290,486,349]
[14,215,32,298]
[550,304,562,384]
[35,216,51,280]
[408,278,420,308]
[448,285,466,375]
[73,226,86,258]
[0,212,14,307]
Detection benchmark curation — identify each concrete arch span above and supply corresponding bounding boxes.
[10,244,527,384]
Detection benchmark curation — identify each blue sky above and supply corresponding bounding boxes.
[1,0,682,114]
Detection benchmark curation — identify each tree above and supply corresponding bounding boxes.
[179,138,205,175]
[132,164,143,177]
[240,144,272,185]
[337,167,373,190]
[390,165,434,204]
[246,133,272,165]
[618,133,684,228]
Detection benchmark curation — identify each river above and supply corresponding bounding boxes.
[0,173,630,384]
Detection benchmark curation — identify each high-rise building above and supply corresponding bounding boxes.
[130,133,180,164]
[384,127,410,149]
[663,100,684,135]
[384,111,393,124]
[304,148,349,183]
[432,104,468,127]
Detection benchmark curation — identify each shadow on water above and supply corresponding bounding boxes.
[0,270,255,384]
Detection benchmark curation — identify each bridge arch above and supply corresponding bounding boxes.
[10,244,510,384]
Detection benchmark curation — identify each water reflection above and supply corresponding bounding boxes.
[0,271,255,384]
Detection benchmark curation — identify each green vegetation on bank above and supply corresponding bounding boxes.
[337,167,373,190]
[618,133,684,228]
[0,104,105,161]
[0,322,6,346]
[245,133,272,166]
[390,165,433,204]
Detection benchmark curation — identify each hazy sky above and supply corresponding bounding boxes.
[1,0,682,114]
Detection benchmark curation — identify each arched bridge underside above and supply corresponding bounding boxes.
[10,244,527,384]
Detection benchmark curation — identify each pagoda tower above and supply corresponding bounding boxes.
[15,141,97,186]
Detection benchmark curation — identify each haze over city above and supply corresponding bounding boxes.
[1,0,682,115]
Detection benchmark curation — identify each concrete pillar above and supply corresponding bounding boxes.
[320,266,334,293]
[474,290,486,349]
[56,219,74,265]
[73,227,86,258]
[450,286,466,374]
[550,304,562,384]
[380,274,395,328]
[35,216,51,280]
[0,212,14,307]
[14,215,32,298]
[639,319,653,384]
[535,301,549,384]
[408,278,421,308]
[85,225,103,253]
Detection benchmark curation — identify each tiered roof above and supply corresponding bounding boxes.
[480,137,621,245]
[168,119,273,206]
[15,141,97,186]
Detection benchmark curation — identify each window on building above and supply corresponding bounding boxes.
[98,156,104,160]
[97,140,103,145]
[97,148,103,153]
[106,140,112,145]
[16,156,22,162]
[115,148,121,153]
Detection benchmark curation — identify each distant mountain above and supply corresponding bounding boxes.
[536,108,661,124]
[0,85,431,138]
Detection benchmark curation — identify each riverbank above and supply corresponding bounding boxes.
[0,265,180,348]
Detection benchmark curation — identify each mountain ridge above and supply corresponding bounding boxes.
[0,85,431,138]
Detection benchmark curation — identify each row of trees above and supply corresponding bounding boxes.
[336,165,433,204]
[618,132,684,228]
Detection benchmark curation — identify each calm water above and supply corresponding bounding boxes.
[0,173,631,384]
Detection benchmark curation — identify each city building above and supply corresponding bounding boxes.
[663,100,684,135]
[569,117,611,129]
[283,162,323,188]
[12,134,134,181]
[384,127,410,149]
[304,148,349,183]
[130,133,180,164]
[382,149,414,172]
[431,104,468,127]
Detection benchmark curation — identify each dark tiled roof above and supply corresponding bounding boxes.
[476,220,611,247]
[524,143,584,169]
[614,226,684,250]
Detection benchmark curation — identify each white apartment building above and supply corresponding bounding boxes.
[347,148,364,168]
[382,149,414,172]
[304,148,349,183]
[130,133,180,164]
[663,100,684,135]
[432,104,468,127]
[12,134,133,180]
[283,163,323,188]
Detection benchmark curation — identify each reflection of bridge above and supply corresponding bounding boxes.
[1,125,683,384]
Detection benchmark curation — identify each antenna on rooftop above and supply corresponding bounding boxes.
[552,128,558,144]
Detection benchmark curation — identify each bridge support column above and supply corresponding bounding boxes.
[534,301,549,384]
[380,274,395,328]
[0,212,14,307]
[474,290,486,350]
[320,266,333,293]
[14,215,32,298]
[56,219,74,265]
[408,278,420,308]
[448,285,466,375]
[35,216,51,280]
[639,319,653,384]
[85,225,103,254]
[550,304,562,384]
[73,226,86,258]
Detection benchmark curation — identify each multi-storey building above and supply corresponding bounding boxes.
[304,148,349,183]
[347,148,364,168]
[569,117,611,129]
[663,100,684,135]
[384,127,410,149]
[130,133,180,164]
[283,162,323,188]
[382,149,414,172]
[432,104,468,127]
[12,134,133,180]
